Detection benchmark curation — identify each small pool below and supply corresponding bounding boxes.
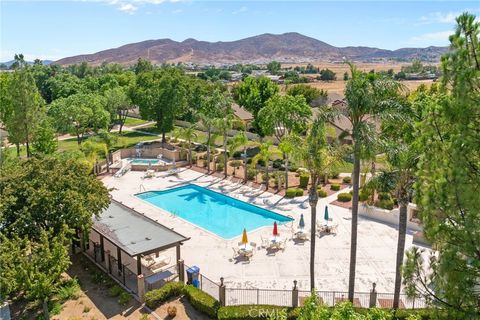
[136,184,293,239]
[128,158,162,165]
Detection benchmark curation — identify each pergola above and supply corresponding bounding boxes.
[90,200,190,277]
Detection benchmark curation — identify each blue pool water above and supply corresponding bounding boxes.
[128,158,161,165]
[136,184,293,239]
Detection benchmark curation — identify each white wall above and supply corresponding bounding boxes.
[359,203,422,232]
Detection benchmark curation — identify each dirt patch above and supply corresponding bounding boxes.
[153,296,210,320]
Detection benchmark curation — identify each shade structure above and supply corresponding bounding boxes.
[299,214,305,229]
[273,222,279,236]
[324,206,329,221]
[241,228,248,244]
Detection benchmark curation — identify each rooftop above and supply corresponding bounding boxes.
[92,200,189,256]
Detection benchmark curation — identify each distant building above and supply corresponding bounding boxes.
[232,103,254,124]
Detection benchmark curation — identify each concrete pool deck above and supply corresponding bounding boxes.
[103,168,430,293]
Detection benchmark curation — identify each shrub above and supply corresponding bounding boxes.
[342,176,352,184]
[329,171,340,179]
[299,174,309,189]
[216,154,225,163]
[108,285,123,297]
[194,144,207,152]
[285,188,297,198]
[337,192,352,202]
[183,285,220,318]
[359,190,370,202]
[317,188,327,198]
[118,291,131,306]
[247,168,256,181]
[375,199,395,210]
[56,278,81,301]
[49,302,63,315]
[230,160,243,168]
[295,188,304,196]
[145,282,185,309]
[378,192,392,201]
[272,159,283,169]
[217,305,296,320]
[216,162,224,172]
[330,183,340,191]
[288,165,299,172]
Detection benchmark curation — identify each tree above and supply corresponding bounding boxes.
[134,58,154,75]
[228,132,249,182]
[233,76,278,135]
[403,13,480,317]
[177,124,198,167]
[267,60,281,75]
[32,117,58,156]
[48,93,109,144]
[44,72,86,102]
[0,157,110,240]
[133,67,187,143]
[257,94,312,189]
[251,142,274,190]
[92,130,118,172]
[214,114,235,178]
[341,64,404,301]
[343,72,349,81]
[319,68,336,81]
[103,87,132,133]
[3,69,45,157]
[287,84,327,104]
[284,117,330,290]
[10,53,27,69]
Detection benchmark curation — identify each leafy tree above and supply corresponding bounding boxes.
[257,94,312,189]
[48,93,109,144]
[267,60,281,75]
[133,67,187,142]
[44,72,86,102]
[233,76,278,135]
[287,84,327,104]
[341,64,404,301]
[403,13,480,318]
[134,58,153,75]
[3,69,45,157]
[318,68,336,81]
[103,86,133,133]
[0,157,110,240]
[10,53,27,69]
[32,117,58,156]
[343,71,349,81]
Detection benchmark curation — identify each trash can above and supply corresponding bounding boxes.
[186,266,200,287]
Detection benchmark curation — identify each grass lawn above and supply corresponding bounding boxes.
[123,116,149,127]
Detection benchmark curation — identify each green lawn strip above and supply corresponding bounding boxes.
[123,117,149,127]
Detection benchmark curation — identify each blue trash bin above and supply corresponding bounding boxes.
[186,266,200,285]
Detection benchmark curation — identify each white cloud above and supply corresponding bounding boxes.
[418,11,459,25]
[119,3,137,14]
[409,31,452,45]
[172,9,182,14]
[232,6,247,15]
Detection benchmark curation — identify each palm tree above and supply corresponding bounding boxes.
[228,132,249,182]
[93,130,118,173]
[199,114,216,174]
[177,124,198,167]
[251,142,273,190]
[214,115,234,178]
[341,64,404,301]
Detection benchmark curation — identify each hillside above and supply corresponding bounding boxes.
[55,32,447,66]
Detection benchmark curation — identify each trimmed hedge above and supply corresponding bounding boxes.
[317,188,327,198]
[285,188,304,198]
[330,183,340,191]
[375,199,395,210]
[144,281,184,309]
[337,192,352,202]
[183,285,219,318]
[378,192,392,201]
[295,188,304,196]
[218,305,297,320]
[299,174,309,189]
[342,176,352,184]
[359,190,370,202]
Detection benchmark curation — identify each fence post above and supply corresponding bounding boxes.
[292,280,299,308]
[105,250,111,274]
[137,274,146,303]
[219,277,226,307]
[369,282,377,308]
[178,259,185,283]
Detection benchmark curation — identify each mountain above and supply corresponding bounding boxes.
[55,32,448,66]
[0,60,53,68]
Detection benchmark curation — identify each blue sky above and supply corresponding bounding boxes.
[1,1,478,61]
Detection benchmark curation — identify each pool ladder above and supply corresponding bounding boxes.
[139,184,147,192]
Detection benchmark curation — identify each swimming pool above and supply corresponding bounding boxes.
[128,158,162,165]
[136,184,293,239]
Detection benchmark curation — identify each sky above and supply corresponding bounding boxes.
[1,0,479,62]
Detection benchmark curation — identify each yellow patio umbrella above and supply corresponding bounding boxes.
[241,228,248,245]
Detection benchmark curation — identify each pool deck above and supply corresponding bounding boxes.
[103,168,430,293]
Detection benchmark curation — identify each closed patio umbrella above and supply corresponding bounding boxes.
[324,205,329,221]
[273,221,279,236]
[299,214,305,229]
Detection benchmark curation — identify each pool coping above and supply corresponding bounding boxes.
[134,182,295,241]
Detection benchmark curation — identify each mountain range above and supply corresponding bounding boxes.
[56,32,448,66]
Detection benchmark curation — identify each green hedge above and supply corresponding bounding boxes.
[359,190,370,202]
[218,305,297,320]
[295,188,304,196]
[144,282,184,309]
[183,285,219,318]
[299,174,309,189]
[378,192,392,201]
[330,183,340,191]
[317,188,327,198]
[286,188,304,198]
[342,176,352,183]
[375,199,395,210]
[337,192,352,202]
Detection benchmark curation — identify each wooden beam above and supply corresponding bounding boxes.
[176,244,181,262]
[137,255,142,275]
[100,235,105,262]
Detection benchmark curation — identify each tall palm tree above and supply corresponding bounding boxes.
[94,130,118,173]
[228,132,249,182]
[214,115,234,178]
[178,124,198,167]
[199,114,216,174]
[251,142,273,190]
[341,64,404,301]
